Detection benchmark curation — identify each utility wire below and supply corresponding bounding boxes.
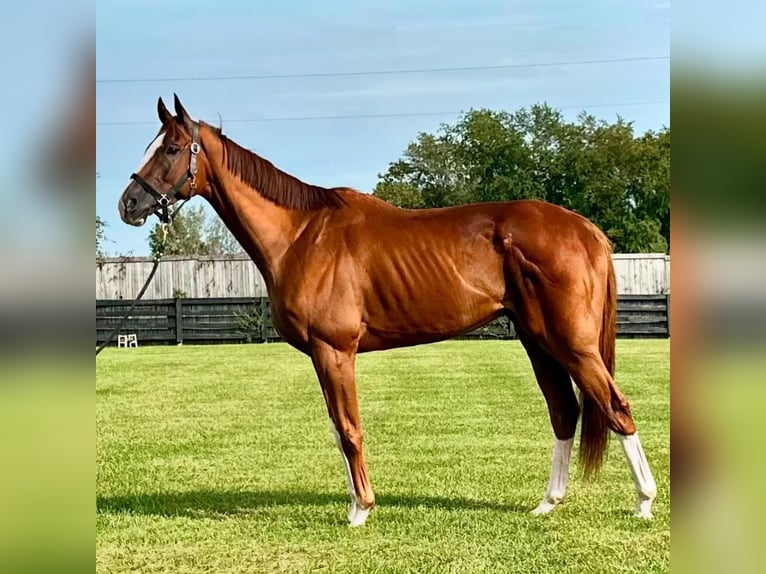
[96,56,669,84]
[96,100,669,127]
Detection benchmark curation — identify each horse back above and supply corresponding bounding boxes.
[276,197,609,352]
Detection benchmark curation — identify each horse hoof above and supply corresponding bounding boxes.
[634,498,654,519]
[348,501,371,527]
[634,507,654,519]
[530,500,557,515]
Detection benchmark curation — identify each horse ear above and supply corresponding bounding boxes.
[157,97,172,124]
[173,93,193,129]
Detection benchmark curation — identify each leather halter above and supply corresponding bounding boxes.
[130,122,200,223]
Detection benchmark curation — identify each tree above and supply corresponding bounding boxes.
[373,104,670,252]
[96,215,107,259]
[96,171,108,260]
[630,128,670,249]
[148,205,243,257]
[148,205,208,257]
[206,216,243,255]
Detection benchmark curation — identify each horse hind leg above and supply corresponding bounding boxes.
[562,348,658,518]
[618,431,657,519]
[518,331,580,515]
[501,227,656,517]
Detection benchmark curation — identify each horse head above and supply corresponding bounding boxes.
[118,95,206,226]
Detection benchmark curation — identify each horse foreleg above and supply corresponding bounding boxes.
[311,339,375,526]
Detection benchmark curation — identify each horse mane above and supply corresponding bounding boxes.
[214,127,346,211]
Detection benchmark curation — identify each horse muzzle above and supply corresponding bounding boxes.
[118,180,158,226]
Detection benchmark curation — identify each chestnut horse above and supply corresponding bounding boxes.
[118,95,657,526]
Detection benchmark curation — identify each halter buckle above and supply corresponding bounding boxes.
[158,194,170,207]
[190,142,201,155]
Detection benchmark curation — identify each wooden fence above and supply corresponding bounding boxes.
[96,294,669,347]
[96,255,268,300]
[96,253,670,299]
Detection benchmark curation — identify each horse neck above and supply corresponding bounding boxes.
[197,127,312,287]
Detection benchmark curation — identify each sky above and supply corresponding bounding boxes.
[96,0,669,256]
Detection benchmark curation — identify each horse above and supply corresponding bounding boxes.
[118,95,657,526]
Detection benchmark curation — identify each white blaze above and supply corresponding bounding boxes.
[135,131,165,172]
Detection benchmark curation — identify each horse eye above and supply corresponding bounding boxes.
[166,145,180,156]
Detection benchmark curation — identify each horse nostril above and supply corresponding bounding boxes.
[125,197,137,212]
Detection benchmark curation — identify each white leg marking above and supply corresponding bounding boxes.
[618,433,657,519]
[532,437,574,515]
[330,421,370,527]
[135,131,165,173]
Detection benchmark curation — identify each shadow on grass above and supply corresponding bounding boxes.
[97,489,528,518]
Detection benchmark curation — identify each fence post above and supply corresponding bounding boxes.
[175,298,183,345]
[665,292,670,338]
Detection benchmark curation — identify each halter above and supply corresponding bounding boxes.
[129,122,200,224]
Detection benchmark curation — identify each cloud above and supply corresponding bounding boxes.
[392,15,535,33]
[299,73,545,101]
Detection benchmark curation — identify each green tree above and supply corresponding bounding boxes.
[148,205,209,257]
[374,104,670,252]
[630,128,670,248]
[96,171,108,260]
[454,109,545,203]
[148,206,243,257]
[373,180,425,209]
[206,215,244,255]
[96,215,107,259]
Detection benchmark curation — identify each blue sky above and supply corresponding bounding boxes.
[97,0,669,255]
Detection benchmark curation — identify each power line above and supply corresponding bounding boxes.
[96,55,669,84]
[96,100,669,127]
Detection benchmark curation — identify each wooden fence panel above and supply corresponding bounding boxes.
[616,295,669,338]
[96,295,669,347]
[96,299,176,343]
[98,254,669,299]
[612,254,669,295]
[96,255,268,300]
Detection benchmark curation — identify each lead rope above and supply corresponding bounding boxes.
[96,198,190,356]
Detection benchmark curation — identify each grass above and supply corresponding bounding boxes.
[96,340,669,573]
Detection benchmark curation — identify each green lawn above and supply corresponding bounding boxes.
[96,340,669,574]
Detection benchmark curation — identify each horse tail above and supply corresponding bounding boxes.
[579,244,616,477]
